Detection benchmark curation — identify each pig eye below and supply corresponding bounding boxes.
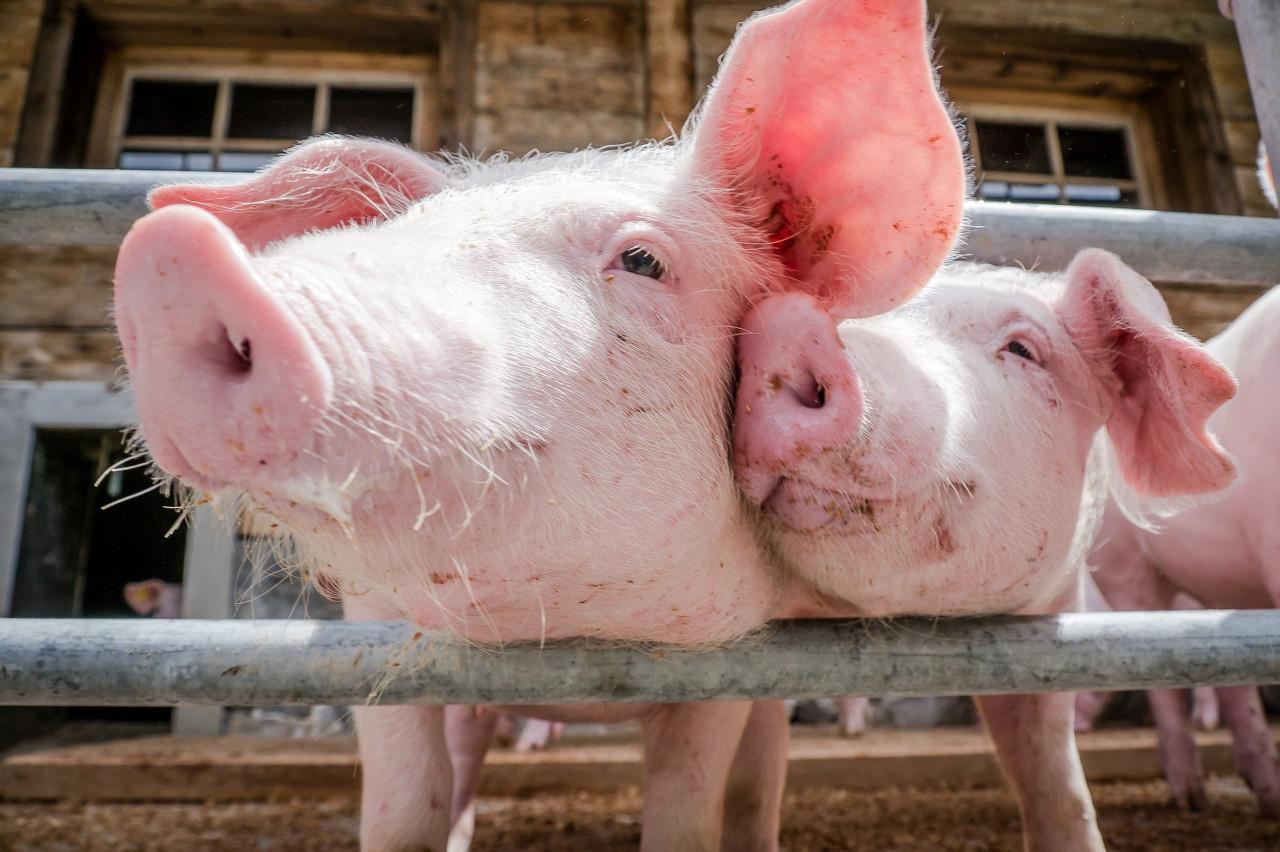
[618,246,666,280]
[1003,339,1041,364]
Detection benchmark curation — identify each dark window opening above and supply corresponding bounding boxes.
[2,429,187,751]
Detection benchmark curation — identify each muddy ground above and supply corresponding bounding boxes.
[2,776,1278,851]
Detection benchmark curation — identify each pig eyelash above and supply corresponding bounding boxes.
[618,246,666,280]
[1000,337,1044,367]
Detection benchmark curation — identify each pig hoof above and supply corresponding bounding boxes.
[1170,786,1208,812]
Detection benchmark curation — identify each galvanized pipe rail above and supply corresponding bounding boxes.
[0,169,1277,288]
[2,612,1279,707]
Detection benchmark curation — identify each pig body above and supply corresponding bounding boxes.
[1089,283,1280,815]
[734,252,1237,851]
[112,1,965,849]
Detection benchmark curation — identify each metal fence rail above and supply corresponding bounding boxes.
[3,612,1279,707]
[0,169,1277,288]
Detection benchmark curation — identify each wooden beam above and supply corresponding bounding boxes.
[438,0,476,151]
[644,0,693,138]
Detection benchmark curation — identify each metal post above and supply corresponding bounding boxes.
[1230,0,1280,171]
[2,612,1280,707]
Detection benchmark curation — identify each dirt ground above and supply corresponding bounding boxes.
[2,776,1278,851]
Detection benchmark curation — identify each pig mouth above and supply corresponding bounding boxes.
[760,475,977,535]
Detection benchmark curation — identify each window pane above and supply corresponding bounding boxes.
[328,87,415,141]
[979,180,1061,203]
[1064,184,1138,207]
[975,121,1051,175]
[1058,126,1132,180]
[219,151,280,172]
[227,83,316,139]
[125,80,217,137]
[118,150,214,171]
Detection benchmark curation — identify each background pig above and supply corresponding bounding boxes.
[734,250,1237,851]
[122,579,182,618]
[111,0,965,848]
[1087,281,1280,816]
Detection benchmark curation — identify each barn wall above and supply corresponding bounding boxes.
[0,0,1273,382]
[471,1,645,154]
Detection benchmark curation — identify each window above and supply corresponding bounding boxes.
[966,109,1148,208]
[87,50,434,171]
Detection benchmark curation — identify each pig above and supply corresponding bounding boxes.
[838,697,873,737]
[110,1,966,848]
[732,250,1238,851]
[1073,576,1220,736]
[122,579,183,618]
[1087,280,1280,817]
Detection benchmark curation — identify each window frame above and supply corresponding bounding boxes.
[959,99,1159,210]
[87,46,437,170]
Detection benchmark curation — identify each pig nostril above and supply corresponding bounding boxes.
[790,375,826,410]
[214,330,253,375]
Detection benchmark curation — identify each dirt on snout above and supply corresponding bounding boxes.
[2,777,1279,851]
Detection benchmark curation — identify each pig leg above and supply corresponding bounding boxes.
[837,697,872,737]
[1091,547,1205,810]
[640,701,754,852]
[346,597,452,852]
[353,703,452,852]
[1074,689,1110,734]
[445,705,502,852]
[514,718,564,752]
[721,700,788,852]
[1192,686,1220,732]
[1216,685,1280,817]
[976,692,1104,852]
[1147,689,1208,810]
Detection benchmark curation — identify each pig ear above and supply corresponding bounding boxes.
[1060,249,1237,497]
[148,137,450,251]
[690,0,966,317]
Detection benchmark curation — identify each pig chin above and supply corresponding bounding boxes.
[761,478,877,533]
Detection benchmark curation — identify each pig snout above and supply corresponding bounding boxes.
[733,293,862,507]
[114,204,332,489]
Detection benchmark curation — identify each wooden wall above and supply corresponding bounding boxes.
[0,0,43,168]
[0,0,1273,382]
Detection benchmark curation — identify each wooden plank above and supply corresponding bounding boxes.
[0,727,1259,802]
[12,0,75,167]
[438,0,476,151]
[474,61,642,115]
[644,0,693,138]
[0,246,115,328]
[0,330,119,382]
[472,108,645,153]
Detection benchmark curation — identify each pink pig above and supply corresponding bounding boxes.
[110,1,964,849]
[1088,281,1280,817]
[733,250,1237,851]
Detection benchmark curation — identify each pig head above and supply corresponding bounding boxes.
[734,249,1237,618]
[113,0,966,646]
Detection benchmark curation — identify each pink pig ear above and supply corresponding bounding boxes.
[148,136,450,251]
[1060,249,1237,497]
[690,0,966,318]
